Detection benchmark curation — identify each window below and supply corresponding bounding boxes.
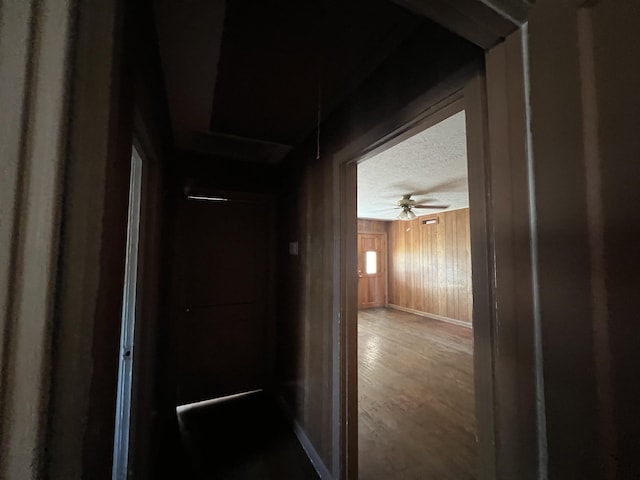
[365,251,377,274]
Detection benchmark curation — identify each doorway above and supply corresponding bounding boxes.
[355,106,476,479]
[171,191,275,406]
[112,148,144,480]
[357,232,387,309]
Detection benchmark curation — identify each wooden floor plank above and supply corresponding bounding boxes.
[358,308,476,479]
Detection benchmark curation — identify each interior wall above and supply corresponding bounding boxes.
[584,2,640,474]
[388,208,472,324]
[277,149,335,469]
[357,219,389,234]
[526,0,640,476]
[278,20,482,476]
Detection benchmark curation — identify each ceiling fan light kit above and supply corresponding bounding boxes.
[397,208,417,221]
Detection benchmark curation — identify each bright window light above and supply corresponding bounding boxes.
[366,251,377,274]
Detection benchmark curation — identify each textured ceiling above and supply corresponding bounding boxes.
[357,110,468,221]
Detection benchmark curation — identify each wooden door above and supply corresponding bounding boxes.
[358,233,386,309]
[172,195,274,404]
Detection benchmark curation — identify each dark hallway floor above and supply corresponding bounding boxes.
[177,391,319,480]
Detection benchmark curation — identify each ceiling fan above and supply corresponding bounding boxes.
[396,194,448,220]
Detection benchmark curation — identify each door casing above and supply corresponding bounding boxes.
[335,43,544,479]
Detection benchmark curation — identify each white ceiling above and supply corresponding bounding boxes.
[357,110,468,221]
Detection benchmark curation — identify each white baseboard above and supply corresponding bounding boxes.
[387,304,472,329]
[276,395,333,480]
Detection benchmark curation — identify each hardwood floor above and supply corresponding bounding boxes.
[358,308,476,480]
[177,391,319,480]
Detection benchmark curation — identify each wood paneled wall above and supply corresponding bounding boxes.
[357,219,389,234]
[388,208,472,324]
[277,152,335,469]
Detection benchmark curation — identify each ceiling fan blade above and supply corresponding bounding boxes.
[392,178,468,197]
[413,204,449,209]
[422,178,467,194]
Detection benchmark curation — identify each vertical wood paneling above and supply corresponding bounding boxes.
[411,223,421,312]
[577,2,640,475]
[278,152,335,472]
[388,208,473,324]
[357,219,389,234]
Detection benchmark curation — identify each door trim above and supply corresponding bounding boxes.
[112,147,144,480]
[335,47,544,478]
[334,80,477,479]
[387,0,532,49]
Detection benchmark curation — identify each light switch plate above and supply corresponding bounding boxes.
[289,241,299,255]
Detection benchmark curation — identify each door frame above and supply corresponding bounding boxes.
[112,147,144,480]
[336,82,480,480]
[335,33,544,479]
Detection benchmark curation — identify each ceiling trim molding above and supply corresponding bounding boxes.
[390,0,533,48]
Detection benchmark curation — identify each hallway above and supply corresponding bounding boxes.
[6,0,639,477]
[177,391,319,479]
[358,308,476,479]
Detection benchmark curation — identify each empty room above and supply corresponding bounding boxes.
[356,109,476,479]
